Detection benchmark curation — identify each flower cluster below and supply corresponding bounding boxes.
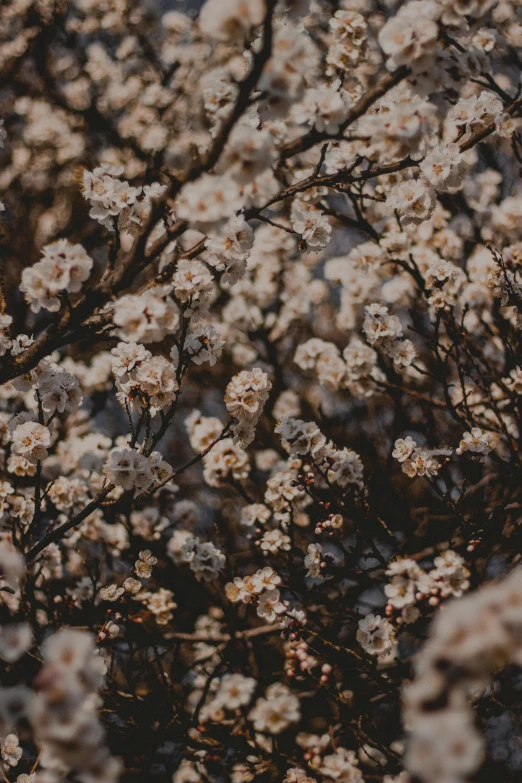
[405,570,522,783]
[225,368,272,447]
[20,240,93,313]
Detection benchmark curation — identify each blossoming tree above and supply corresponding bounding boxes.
[1,0,522,781]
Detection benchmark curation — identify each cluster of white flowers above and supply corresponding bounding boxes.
[362,303,403,347]
[176,174,242,230]
[172,259,214,318]
[378,0,440,72]
[320,748,364,782]
[294,338,348,392]
[20,240,93,313]
[384,551,470,623]
[225,368,272,447]
[181,535,226,582]
[82,163,165,231]
[326,10,367,74]
[392,436,454,479]
[200,672,257,722]
[202,436,250,487]
[112,286,180,343]
[291,202,332,250]
[31,629,119,782]
[447,90,504,143]
[10,420,51,464]
[388,178,436,227]
[198,0,266,43]
[456,427,492,455]
[276,416,364,491]
[405,570,522,783]
[138,587,177,625]
[205,215,253,284]
[24,359,83,415]
[225,566,288,627]
[113,345,178,417]
[356,614,396,660]
[1,734,22,767]
[103,446,171,494]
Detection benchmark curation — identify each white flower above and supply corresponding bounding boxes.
[257,588,286,623]
[392,436,417,463]
[203,438,250,487]
[260,529,291,554]
[173,259,214,316]
[37,362,83,415]
[327,448,364,488]
[284,768,316,783]
[214,673,257,710]
[184,324,225,366]
[202,68,239,133]
[135,549,157,578]
[240,503,271,528]
[457,428,491,455]
[225,576,254,604]
[0,314,12,357]
[295,338,338,371]
[199,0,265,42]
[205,215,253,284]
[0,542,25,589]
[225,368,272,420]
[390,340,418,368]
[448,91,503,140]
[248,683,300,734]
[40,628,105,684]
[251,567,281,593]
[363,303,403,345]
[330,10,367,43]
[186,411,224,452]
[0,625,33,663]
[304,86,350,134]
[495,112,522,138]
[122,355,178,415]
[327,9,367,73]
[405,711,483,783]
[99,584,125,602]
[138,587,177,624]
[219,124,277,184]
[123,577,142,594]
[176,175,242,229]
